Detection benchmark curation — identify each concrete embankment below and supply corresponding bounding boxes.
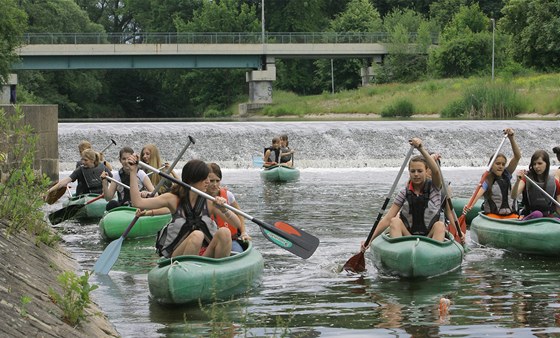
[0,220,119,337]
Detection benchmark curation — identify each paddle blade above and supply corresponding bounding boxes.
[255,220,319,259]
[48,204,84,225]
[93,237,124,275]
[45,185,66,205]
[342,251,366,273]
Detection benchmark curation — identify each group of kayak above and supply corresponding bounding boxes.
[346,130,560,279]
[44,130,560,305]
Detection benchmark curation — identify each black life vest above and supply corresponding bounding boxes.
[118,168,131,204]
[399,180,442,236]
[522,175,557,216]
[77,164,105,195]
[263,146,280,163]
[155,195,216,258]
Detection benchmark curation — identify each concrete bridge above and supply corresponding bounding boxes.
[11,32,426,112]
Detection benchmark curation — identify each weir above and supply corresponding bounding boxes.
[57,120,558,171]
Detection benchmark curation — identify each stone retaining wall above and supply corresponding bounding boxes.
[0,105,59,182]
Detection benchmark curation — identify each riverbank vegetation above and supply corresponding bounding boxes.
[0,107,100,329]
[257,72,560,119]
[2,0,560,118]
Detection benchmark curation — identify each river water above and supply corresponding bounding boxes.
[46,120,560,337]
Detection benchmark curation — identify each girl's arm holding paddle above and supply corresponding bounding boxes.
[46,177,72,194]
[411,137,443,189]
[364,203,401,250]
[505,128,521,174]
[511,169,526,199]
[128,155,178,213]
[100,171,118,201]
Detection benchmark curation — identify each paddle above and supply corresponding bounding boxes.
[440,173,465,245]
[342,145,415,273]
[137,161,320,259]
[48,194,105,225]
[458,134,508,233]
[524,175,560,209]
[94,136,195,275]
[44,182,67,205]
[99,138,117,154]
[104,166,165,190]
[252,155,264,168]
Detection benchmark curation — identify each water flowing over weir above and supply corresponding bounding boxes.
[58,120,559,171]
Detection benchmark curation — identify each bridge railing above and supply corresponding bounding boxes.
[21,32,410,45]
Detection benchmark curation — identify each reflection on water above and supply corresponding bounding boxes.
[49,121,560,337]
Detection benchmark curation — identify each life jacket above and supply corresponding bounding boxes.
[211,188,240,239]
[399,179,442,236]
[115,169,146,205]
[483,174,515,215]
[263,146,280,163]
[155,195,217,258]
[118,168,131,204]
[280,147,292,163]
[77,164,105,195]
[522,175,557,216]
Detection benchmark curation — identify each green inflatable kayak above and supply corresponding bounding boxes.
[260,165,300,182]
[98,206,171,240]
[368,231,464,278]
[148,241,264,305]
[451,197,483,228]
[62,193,108,221]
[470,213,560,256]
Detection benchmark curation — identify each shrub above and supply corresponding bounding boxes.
[381,98,415,117]
[0,107,51,236]
[440,83,526,118]
[49,271,98,326]
[203,108,232,118]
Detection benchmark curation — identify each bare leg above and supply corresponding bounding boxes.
[172,231,204,257]
[203,228,232,258]
[389,217,409,238]
[428,221,446,242]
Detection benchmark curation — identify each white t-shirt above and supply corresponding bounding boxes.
[112,169,149,195]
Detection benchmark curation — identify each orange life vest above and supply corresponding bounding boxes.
[212,188,240,239]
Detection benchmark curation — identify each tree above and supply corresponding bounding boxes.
[164,0,261,115]
[374,9,437,83]
[76,0,136,34]
[428,4,506,78]
[17,0,110,117]
[175,0,260,32]
[429,0,468,29]
[314,0,383,92]
[0,0,27,84]
[125,0,203,32]
[500,0,560,70]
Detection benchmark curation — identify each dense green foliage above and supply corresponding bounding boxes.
[0,1,27,84]
[441,82,527,119]
[5,0,559,117]
[0,107,53,241]
[381,98,415,117]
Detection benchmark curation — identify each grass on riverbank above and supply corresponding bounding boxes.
[251,73,560,118]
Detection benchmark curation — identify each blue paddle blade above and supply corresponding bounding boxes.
[252,155,264,168]
[93,237,124,275]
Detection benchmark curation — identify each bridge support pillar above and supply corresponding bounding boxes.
[0,74,18,104]
[361,66,374,86]
[239,57,276,116]
[360,56,383,86]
